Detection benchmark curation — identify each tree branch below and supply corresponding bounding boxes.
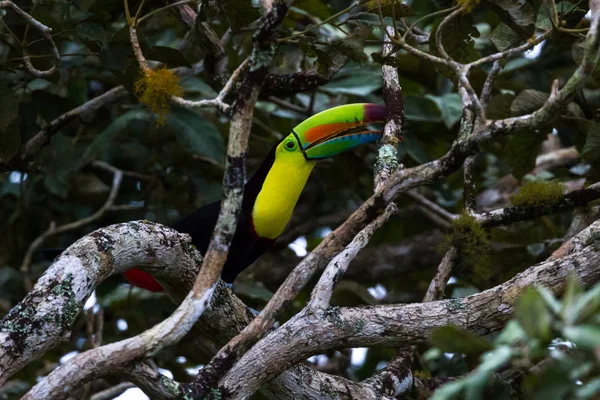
[307,203,397,310]
[18,87,128,164]
[0,221,202,388]
[89,383,135,400]
[19,166,124,290]
[477,182,600,227]
[375,25,403,192]
[0,0,60,77]
[217,220,600,398]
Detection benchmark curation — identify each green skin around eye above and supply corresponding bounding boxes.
[285,141,296,151]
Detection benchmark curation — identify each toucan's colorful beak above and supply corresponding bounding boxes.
[292,103,388,160]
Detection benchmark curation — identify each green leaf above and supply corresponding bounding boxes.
[364,0,414,18]
[100,30,136,73]
[166,107,225,165]
[571,283,600,324]
[561,274,584,325]
[345,12,382,28]
[426,93,463,129]
[429,15,480,80]
[572,39,600,82]
[582,122,600,167]
[404,95,442,122]
[538,1,586,30]
[180,76,218,98]
[563,325,600,350]
[495,320,528,345]
[81,109,153,165]
[490,23,522,52]
[432,346,513,400]
[327,38,368,65]
[223,0,260,32]
[537,286,561,315]
[514,288,552,341]
[0,83,20,161]
[322,71,382,96]
[293,0,331,20]
[486,0,539,38]
[431,380,467,400]
[523,355,574,400]
[510,90,549,116]
[472,345,513,376]
[231,280,274,302]
[430,325,493,356]
[40,133,85,198]
[75,22,107,45]
[576,377,600,398]
[147,46,192,68]
[504,132,546,179]
[486,94,515,119]
[44,175,68,198]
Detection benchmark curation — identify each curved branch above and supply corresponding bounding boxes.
[20,166,124,288]
[219,221,600,398]
[191,9,600,390]
[477,182,600,227]
[307,203,397,310]
[0,221,202,387]
[20,86,128,162]
[0,0,60,77]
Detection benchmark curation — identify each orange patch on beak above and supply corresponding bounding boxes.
[303,122,361,145]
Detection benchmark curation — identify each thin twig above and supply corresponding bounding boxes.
[129,25,150,72]
[171,57,249,114]
[89,383,135,400]
[268,96,309,114]
[21,86,128,161]
[424,246,459,302]
[434,6,464,60]
[308,203,397,310]
[278,0,365,42]
[92,160,152,181]
[467,30,553,69]
[402,5,460,41]
[405,190,457,229]
[463,155,477,214]
[0,0,59,77]
[137,0,192,25]
[20,168,124,290]
[480,60,502,110]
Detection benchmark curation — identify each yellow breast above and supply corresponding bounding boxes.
[252,147,316,239]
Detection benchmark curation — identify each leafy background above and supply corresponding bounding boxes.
[1,0,600,398]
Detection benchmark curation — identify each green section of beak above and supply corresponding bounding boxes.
[292,103,387,160]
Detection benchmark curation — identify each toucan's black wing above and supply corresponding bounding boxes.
[172,200,261,283]
[171,200,221,256]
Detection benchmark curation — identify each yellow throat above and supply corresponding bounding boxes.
[251,140,316,239]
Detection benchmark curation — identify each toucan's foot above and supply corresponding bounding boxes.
[224,282,233,289]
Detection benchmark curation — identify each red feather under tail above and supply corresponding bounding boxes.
[123,269,165,292]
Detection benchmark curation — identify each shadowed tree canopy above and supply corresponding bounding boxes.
[1,0,600,399]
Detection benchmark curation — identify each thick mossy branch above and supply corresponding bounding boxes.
[511,180,564,211]
[443,213,492,282]
[134,68,183,125]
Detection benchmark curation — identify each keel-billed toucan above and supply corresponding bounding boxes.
[124,103,388,292]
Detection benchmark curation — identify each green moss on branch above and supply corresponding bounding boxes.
[511,180,564,211]
[443,213,492,283]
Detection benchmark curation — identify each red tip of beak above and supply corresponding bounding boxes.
[364,104,387,123]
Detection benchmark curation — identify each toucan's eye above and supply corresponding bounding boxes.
[284,140,297,151]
